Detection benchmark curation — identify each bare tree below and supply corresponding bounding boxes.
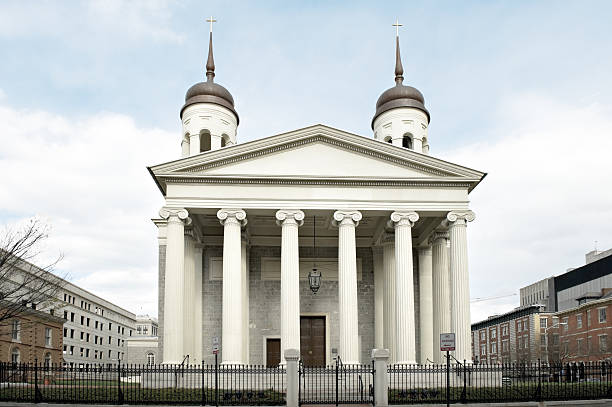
[0,218,66,329]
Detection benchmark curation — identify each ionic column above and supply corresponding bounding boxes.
[241,233,250,364]
[159,207,190,364]
[431,231,450,363]
[189,133,200,156]
[447,210,475,363]
[418,245,433,363]
[333,210,362,364]
[372,246,384,350]
[382,235,396,362]
[183,229,196,361]
[217,208,247,364]
[194,243,204,362]
[276,209,305,365]
[389,211,419,365]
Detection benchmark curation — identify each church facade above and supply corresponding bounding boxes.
[149,30,485,366]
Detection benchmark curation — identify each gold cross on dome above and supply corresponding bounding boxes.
[206,16,217,33]
[393,18,402,37]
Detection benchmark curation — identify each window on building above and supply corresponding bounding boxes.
[490,328,496,339]
[402,134,413,149]
[600,335,608,352]
[480,344,486,355]
[64,294,67,302]
[599,308,607,323]
[523,335,529,349]
[577,314,583,329]
[491,343,497,353]
[80,316,84,325]
[147,353,155,365]
[70,346,74,355]
[109,322,112,330]
[80,347,84,357]
[86,333,90,342]
[44,352,51,367]
[108,336,112,345]
[86,318,90,327]
[11,320,20,341]
[45,328,52,346]
[63,327,67,337]
[64,311,68,319]
[563,341,569,355]
[95,321,98,329]
[80,332,84,341]
[518,321,522,332]
[541,335,546,345]
[70,312,75,322]
[85,349,90,358]
[108,350,112,358]
[63,345,67,354]
[588,336,592,354]
[540,318,547,329]
[480,331,485,341]
[502,339,509,352]
[577,338,583,355]
[70,329,74,339]
[553,334,560,345]
[11,348,20,364]
[518,337,522,349]
[502,325,508,336]
[563,317,569,331]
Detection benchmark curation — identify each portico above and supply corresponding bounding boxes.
[151,126,484,366]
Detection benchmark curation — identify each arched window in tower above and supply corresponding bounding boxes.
[221,134,230,148]
[384,136,392,144]
[200,130,212,152]
[422,136,429,154]
[402,133,413,149]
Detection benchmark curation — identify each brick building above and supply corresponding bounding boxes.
[0,303,64,365]
[551,289,612,363]
[471,305,554,364]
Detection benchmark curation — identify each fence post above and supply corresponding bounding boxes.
[215,353,219,407]
[371,349,389,407]
[117,359,124,405]
[285,349,300,407]
[34,359,41,403]
[461,359,467,403]
[201,360,205,406]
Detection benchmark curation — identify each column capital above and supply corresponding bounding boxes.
[332,210,362,227]
[446,210,475,226]
[159,207,191,225]
[429,230,449,245]
[275,209,305,227]
[217,208,247,226]
[388,211,419,228]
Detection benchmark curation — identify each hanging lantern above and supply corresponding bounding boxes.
[308,268,322,294]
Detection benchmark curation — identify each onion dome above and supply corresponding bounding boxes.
[371,36,429,128]
[180,32,239,123]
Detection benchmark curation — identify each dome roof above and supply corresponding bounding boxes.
[371,37,429,128]
[180,32,239,123]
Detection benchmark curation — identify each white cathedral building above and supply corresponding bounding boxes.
[149,29,485,367]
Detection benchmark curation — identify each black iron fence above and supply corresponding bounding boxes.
[389,360,612,404]
[0,360,285,405]
[298,357,374,405]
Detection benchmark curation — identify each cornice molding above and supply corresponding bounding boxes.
[159,175,474,188]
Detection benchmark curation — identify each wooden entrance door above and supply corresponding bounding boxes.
[300,316,326,367]
[266,338,281,367]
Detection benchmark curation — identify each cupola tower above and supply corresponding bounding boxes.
[179,18,239,157]
[372,21,430,154]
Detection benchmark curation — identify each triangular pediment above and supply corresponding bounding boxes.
[149,124,485,194]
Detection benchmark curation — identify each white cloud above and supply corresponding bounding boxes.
[443,93,612,322]
[0,102,177,316]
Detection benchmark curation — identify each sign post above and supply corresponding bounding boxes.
[440,333,456,407]
[212,336,220,407]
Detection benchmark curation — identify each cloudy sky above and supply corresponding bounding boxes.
[1,1,611,321]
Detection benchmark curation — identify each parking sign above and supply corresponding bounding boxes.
[440,333,455,351]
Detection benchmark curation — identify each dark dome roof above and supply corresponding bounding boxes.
[180,80,239,123]
[371,36,430,128]
[180,31,239,123]
[372,83,429,127]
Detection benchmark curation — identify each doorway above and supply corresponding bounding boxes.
[300,316,326,367]
[266,338,281,367]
